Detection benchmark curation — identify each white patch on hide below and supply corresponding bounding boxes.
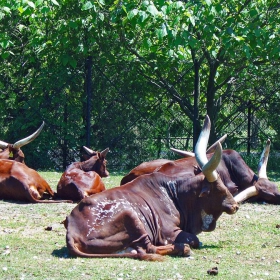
[86,198,152,237]
[201,209,214,230]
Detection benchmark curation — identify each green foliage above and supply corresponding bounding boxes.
[0,0,279,169]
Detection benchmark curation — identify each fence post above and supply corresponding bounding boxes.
[247,101,251,155]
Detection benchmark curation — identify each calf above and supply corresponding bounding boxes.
[56,147,109,201]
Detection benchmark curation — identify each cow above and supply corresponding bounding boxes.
[56,147,109,201]
[0,159,72,203]
[0,122,45,163]
[120,159,172,185]
[121,138,280,204]
[64,116,256,260]
[120,135,227,185]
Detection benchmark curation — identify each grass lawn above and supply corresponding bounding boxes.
[0,171,279,280]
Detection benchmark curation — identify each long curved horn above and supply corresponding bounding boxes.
[100,147,109,157]
[195,115,221,182]
[170,134,227,157]
[13,122,45,149]
[206,134,227,153]
[0,140,9,149]
[234,186,259,203]
[83,147,109,157]
[170,148,195,157]
[257,139,270,179]
[83,146,95,155]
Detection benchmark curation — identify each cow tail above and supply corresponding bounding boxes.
[66,235,165,261]
[33,199,73,204]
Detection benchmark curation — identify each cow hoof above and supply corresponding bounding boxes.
[182,244,191,257]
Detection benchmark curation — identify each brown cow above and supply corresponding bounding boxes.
[56,147,109,201]
[0,122,45,163]
[120,159,172,185]
[64,116,255,260]
[121,138,280,204]
[120,135,227,185]
[0,159,71,203]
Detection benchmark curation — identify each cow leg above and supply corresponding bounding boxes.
[174,231,200,249]
[147,243,191,257]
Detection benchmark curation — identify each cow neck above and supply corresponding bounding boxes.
[175,176,202,234]
[163,180,178,201]
[252,174,259,184]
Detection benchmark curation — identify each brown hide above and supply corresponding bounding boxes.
[65,171,238,260]
[0,159,71,203]
[120,159,172,185]
[56,149,109,201]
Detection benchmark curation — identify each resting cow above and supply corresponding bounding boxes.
[0,122,44,163]
[0,159,71,203]
[120,135,227,185]
[56,147,109,201]
[64,116,254,260]
[121,138,280,204]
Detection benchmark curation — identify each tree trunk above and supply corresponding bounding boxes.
[85,56,93,147]
[193,58,200,151]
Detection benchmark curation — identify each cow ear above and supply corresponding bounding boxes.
[199,186,210,197]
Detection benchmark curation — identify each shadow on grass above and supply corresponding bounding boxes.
[199,244,222,250]
[1,199,31,204]
[52,247,75,259]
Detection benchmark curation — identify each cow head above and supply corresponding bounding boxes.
[194,116,239,232]
[81,146,110,177]
[0,122,45,163]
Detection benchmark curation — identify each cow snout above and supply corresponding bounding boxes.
[224,200,239,215]
[228,202,239,214]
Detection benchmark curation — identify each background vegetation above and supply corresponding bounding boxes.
[0,0,279,171]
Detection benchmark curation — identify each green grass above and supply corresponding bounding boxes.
[0,171,279,279]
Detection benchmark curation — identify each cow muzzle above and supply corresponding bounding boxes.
[224,202,239,215]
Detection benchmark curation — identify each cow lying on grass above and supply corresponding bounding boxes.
[56,147,109,201]
[0,159,71,203]
[120,135,227,186]
[64,116,256,260]
[121,138,280,204]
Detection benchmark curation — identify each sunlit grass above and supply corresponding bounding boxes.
[0,172,279,279]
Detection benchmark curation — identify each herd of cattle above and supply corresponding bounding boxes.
[0,116,279,261]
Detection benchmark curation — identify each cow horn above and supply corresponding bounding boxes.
[83,146,109,157]
[12,122,45,149]
[100,147,109,157]
[170,148,195,157]
[233,186,259,203]
[83,146,95,155]
[0,140,9,149]
[206,134,227,154]
[170,134,227,158]
[257,139,270,179]
[195,115,221,182]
